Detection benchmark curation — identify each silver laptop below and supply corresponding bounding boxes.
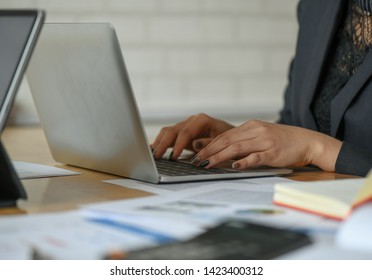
[27,23,292,183]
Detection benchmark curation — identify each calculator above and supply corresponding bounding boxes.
[126,220,312,260]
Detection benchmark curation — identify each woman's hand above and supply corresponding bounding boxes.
[192,120,342,172]
[151,113,234,159]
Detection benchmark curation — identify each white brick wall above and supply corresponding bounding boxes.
[3,0,299,126]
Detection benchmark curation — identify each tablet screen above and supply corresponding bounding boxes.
[0,11,43,130]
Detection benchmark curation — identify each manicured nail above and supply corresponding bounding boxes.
[232,162,241,169]
[191,156,201,166]
[200,160,209,168]
[168,150,174,161]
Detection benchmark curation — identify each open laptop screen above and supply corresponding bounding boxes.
[0,10,44,130]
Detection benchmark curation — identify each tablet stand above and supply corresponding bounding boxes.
[0,141,27,207]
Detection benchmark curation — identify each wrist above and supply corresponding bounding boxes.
[310,133,342,172]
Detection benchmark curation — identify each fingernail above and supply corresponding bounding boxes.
[200,160,209,168]
[168,150,174,161]
[232,162,240,169]
[191,156,201,166]
[152,149,157,157]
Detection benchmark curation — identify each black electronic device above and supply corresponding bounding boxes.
[0,141,26,207]
[125,220,312,260]
[0,10,44,206]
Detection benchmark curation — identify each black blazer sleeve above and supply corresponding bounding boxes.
[336,142,372,176]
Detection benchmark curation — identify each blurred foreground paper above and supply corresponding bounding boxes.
[336,204,372,252]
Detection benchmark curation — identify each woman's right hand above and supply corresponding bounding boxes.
[151,113,234,160]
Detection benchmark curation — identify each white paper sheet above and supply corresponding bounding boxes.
[13,161,80,179]
[84,180,339,233]
[104,176,293,195]
[336,204,372,252]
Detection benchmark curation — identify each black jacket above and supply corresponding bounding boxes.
[279,0,372,176]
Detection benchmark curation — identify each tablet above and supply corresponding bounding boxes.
[0,10,44,206]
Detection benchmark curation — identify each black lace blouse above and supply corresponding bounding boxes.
[312,0,372,135]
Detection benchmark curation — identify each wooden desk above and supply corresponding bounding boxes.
[1,125,355,215]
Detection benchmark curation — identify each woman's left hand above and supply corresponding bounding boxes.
[192,120,342,172]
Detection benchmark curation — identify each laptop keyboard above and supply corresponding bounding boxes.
[155,158,239,176]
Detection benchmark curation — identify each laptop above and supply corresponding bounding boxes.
[0,10,44,206]
[27,23,292,184]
